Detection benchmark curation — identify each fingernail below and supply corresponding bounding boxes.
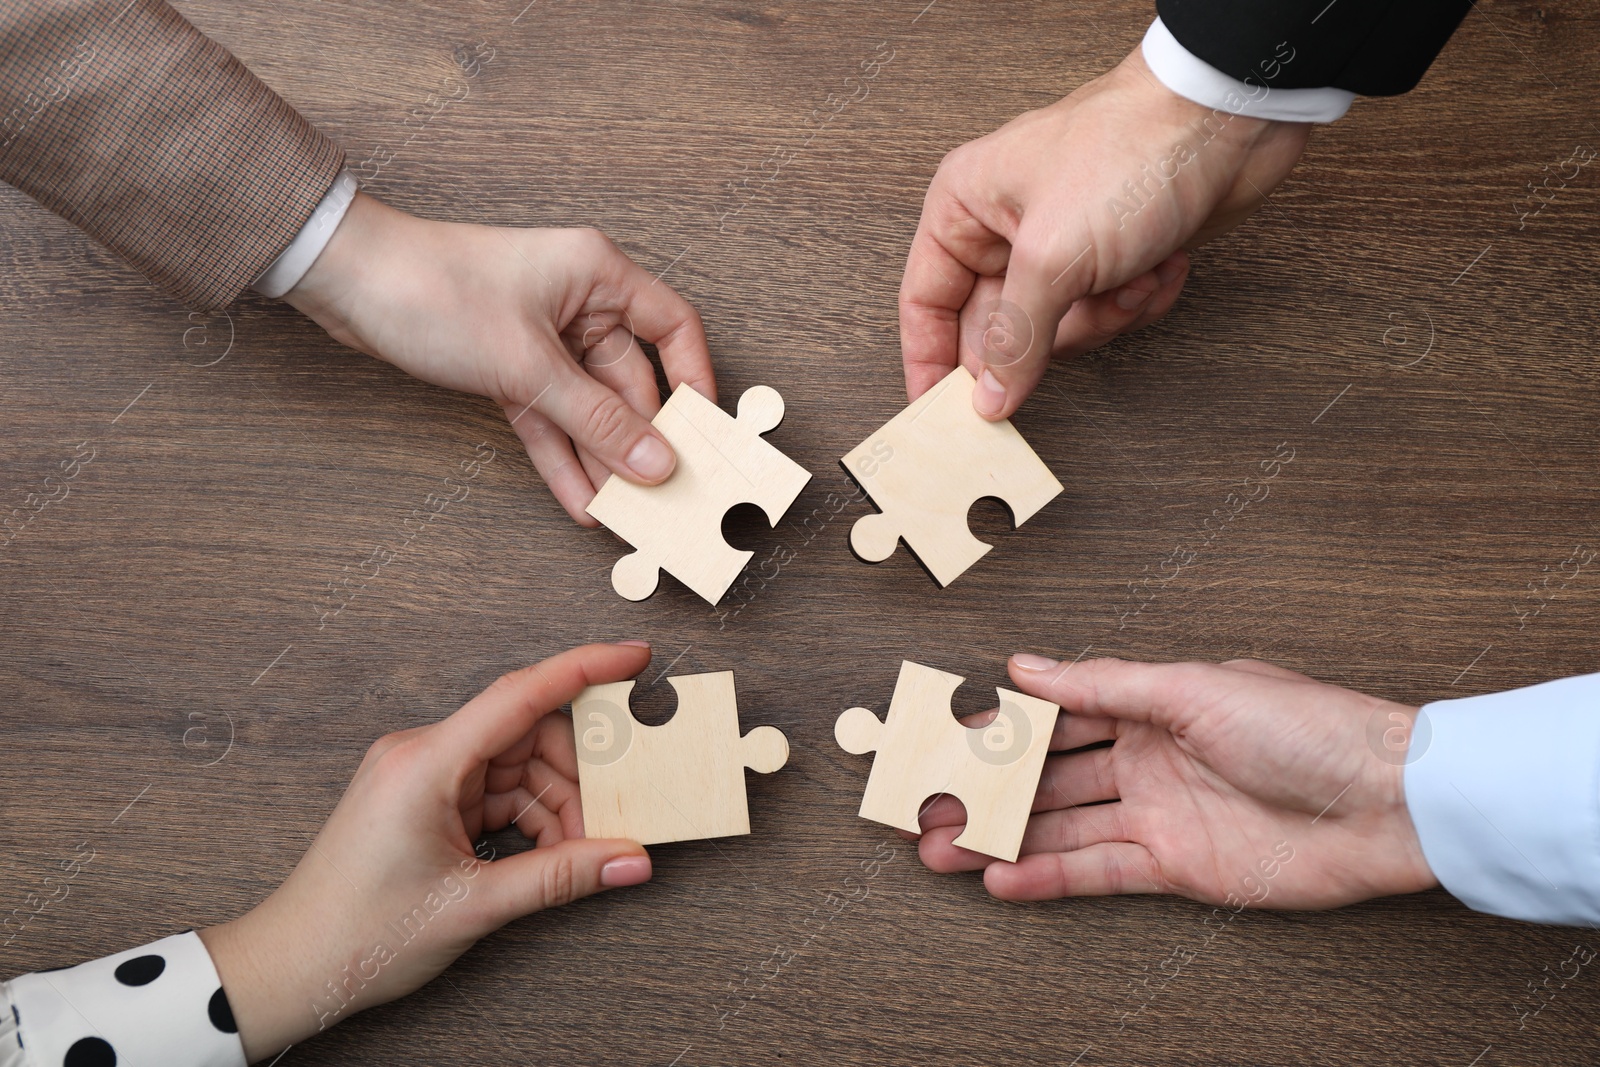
[1115,286,1154,311]
[1156,256,1185,286]
[625,435,675,481]
[617,639,651,648]
[600,855,652,887]
[1012,653,1060,671]
[974,369,1006,417]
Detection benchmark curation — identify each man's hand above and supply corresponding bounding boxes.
[199,642,656,1061]
[285,193,714,525]
[901,47,1311,419]
[913,655,1438,908]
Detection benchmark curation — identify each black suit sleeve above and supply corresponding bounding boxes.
[1155,0,1472,96]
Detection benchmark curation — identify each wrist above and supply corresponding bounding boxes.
[282,191,405,355]
[1374,703,1441,897]
[1112,45,1285,148]
[199,893,338,1062]
[199,914,295,1063]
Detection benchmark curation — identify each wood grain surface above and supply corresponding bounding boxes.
[4,1,1600,1064]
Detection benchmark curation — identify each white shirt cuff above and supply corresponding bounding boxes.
[1140,17,1355,124]
[251,168,359,298]
[3,930,247,1067]
[1406,672,1600,926]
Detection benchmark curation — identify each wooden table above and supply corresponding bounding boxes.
[4,1,1599,1063]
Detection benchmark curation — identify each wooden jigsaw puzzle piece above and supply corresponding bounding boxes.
[834,660,1058,862]
[573,671,789,847]
[842,366,1063,586]
[726,386,812,527]
[586,384,810,604]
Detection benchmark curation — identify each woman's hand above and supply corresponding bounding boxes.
[285,193,714,525]
[914,656,1438,909]
[199,642,656,1062]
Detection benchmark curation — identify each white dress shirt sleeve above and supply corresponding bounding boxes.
[1140,17,1355,124]
[251,168,359,298]
[1406,672,1600,926]
[1,930,247,1067]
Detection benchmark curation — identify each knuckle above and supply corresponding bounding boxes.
[1102,849,1126,894]
[539,853,578,908]
[361,734,398,767]
[573,226,615,257]
[1166,662,1219,700]
[580,394,638,453]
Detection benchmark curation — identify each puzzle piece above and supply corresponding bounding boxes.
[835,660,1058,862]
[841,366,1063,586]
[573,671,789,846]
[586,384,811,604]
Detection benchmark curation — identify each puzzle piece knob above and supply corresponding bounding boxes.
[740,725,790,774]
[835,706,886,755]
[611,550,661,601]
[848,513,899,564]
[735,385,786,435]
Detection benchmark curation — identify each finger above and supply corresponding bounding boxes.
[915,793,968,830]
[484,764,580,836]
[484,787,564,845]
[502,403,600,526]
[1009,653,1218,731]
[899,174,1011,401]
[917,825,990,873]
[1035,748,1119,809]
[919,801,1133,875]
[1127,250,1189,331]
[963,704,1117,751]
[984,841,1165,901]
[579,232,715,402]
[1048,253,1189,359]
[900,223,979,401]
[980,222,1094,419]
[952,274,1005,384]
[1051,713,1118,751]
[1218,658,1317,684]
[433,643,652,769]
[532,709,579,782]
[1220,659,1316,682]
[573,324,656,491]
[1019,801,1130,856]
[574,443,611,499]
[578,324,663,420]
[476,838,652,923]
[532,351,679,487]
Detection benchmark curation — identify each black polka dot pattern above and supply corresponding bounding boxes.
[207,988,237,1034]
[112,955,165,987]
[6,932,246,1067]
[63,1035,116,1066]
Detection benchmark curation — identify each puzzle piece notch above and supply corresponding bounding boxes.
[842,366,1063,586]
[588,383,811,604]
[833,660,1059,862]
[573,671,789,846]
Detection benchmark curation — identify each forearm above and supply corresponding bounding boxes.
[0,0,344,310]
[1406,671,1600,925]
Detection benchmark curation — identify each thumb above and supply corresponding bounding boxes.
[973,229,1090,420]
[475,839,651,922]
[1007,653,1210,731]
[527,345,679,485]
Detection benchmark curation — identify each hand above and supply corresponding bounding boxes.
[285,193,714,525]
[900,46,1311,419]
[198,642,656,1062]
[914,656,1438,908]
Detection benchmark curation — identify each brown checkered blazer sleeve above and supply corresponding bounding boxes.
[0,0,346,310]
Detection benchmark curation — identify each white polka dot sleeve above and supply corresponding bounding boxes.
[0,931,247,1067]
